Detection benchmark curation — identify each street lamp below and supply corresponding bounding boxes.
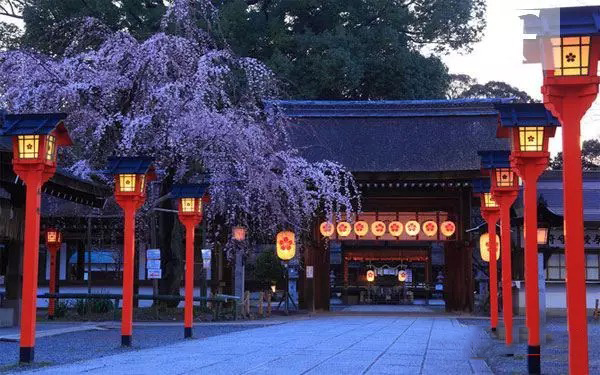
[473,178,500,333]
[479,150,518,348]
[496,103,559,374]
[276,231,295,314]
[45,228,62,320]
[0,113,72,363]
[106,156,155,347]
[171,184,209,338]
[523,8,600,372]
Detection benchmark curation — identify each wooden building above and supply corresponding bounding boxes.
[276,99,512,312]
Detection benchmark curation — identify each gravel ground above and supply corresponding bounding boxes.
[0,324,269,373]
[459,317,600,374]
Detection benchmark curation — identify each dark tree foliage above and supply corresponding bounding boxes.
[10,0,486,99]
[550,139,600,171]
[448,74,535,103]
[218,0,486,99]
[18,0,167,55]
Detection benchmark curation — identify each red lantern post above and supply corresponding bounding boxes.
[45,228,62,320]
[480,190,500,332]
[491,168,519,347]
[522,7,600,373]
[106,157,155,347]
[171,184,209,338]
[496,103,559,374]
[0,113,72,363]
[478,150,518,347]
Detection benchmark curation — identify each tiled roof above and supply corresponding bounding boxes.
[537,170,600,222]
[1,113,67,136]
[274,99,511,172]
[170,184,209,198]
[477,150,511,170]
[105,156,154,175]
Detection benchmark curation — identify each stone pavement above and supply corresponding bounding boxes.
[20,316,492,375]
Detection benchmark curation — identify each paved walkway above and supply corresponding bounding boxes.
[20,317,491,375]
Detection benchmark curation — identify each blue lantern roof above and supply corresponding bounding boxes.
[170,184,209,199]
[522,6,600,37]
[495,103,560,128]
[477,150,511,170]
[472,178,491,194]
[0,112,73,145]
[105,156,154,175]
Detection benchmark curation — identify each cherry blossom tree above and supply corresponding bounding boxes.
[0,0,359,296]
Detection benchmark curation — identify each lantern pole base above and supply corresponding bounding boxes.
[184,327,193,339]
[19,347,34,363]
[121,335,132,347]
[527,345,541,374]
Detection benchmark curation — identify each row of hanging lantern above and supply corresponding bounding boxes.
[365,269,410,282]
[319,219,456,238]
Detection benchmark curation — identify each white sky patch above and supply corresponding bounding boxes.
[443,0,600,153]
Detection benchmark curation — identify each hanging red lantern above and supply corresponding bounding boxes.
[320,222,335,237]
[366,270,375,282]
[440,221,456,237]
[388,221,403,237]
[405,221,420,236]
[371,221,386,237]
[276,231,296,261]
[422,221,438,237]
[354,221,369,236]
[336,222,352,237]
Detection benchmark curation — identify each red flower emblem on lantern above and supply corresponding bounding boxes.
[391,223,399,231]
[356,223,364,231]
[376,223,384,231]
[279,236,293,251]
[422,221,438,237]
[440,221,456,237]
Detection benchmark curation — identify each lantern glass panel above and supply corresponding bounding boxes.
[518,127,544,151]
[181,198,195,213]
[537,228,549,245]
[483,193,498,208]
[17,135,40,159]
[551,36,590,76]
[47,231,57,243]
[45,135,56,162]
[139,175,146,194]
[495,168,515,187]
[119,174,137,192]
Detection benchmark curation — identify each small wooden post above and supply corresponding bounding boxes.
[243,291,250,318]
[258,292,264,317]
[266,292,272,317]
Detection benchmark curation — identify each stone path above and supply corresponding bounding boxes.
[19,316,492,375]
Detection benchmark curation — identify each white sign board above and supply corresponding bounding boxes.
[306,266,314,279]
[201,249,212,261]
[148,269,162,279]
[146,249,161,260]
[146,259,161,269]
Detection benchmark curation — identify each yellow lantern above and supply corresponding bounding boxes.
[518,127,545,152]
[479,233,500,262]
[550,36,591,77]
[494,168,516,188]
[366,270,375,282]
[422,221,438,237]
[320,222,335,237]
[119,174,137,192]
[354,221,369,236]
[440,221,456,237]
[483,193,498,208]
[388,221,403,237]
[371,221,386,237]
[336,222,352,237]
[405,220,420,236]
[276,231,296,261]
[398,270,408,282]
